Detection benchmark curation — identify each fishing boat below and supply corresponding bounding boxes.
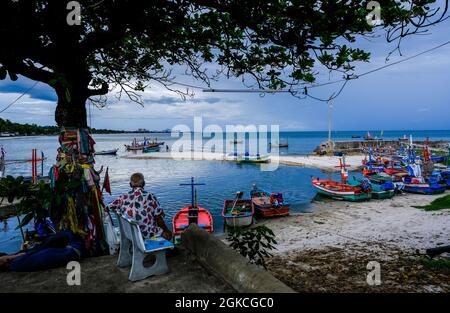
[236,153,270,164]
[313,156,371,201]
[172,177,214,242]
[347,178,395,199]
[383,168,408,175]
[271,140,288,148]
[402,176,446,194]
[230,139,243,144]
[250,185,290,217]
[124,143,160,151]
[364,131,375,141]
[95,148,118,156]
[222,192,254,227]
[365,172,405,192]
[430,155,448,163]
[142,146,160,153]
[311,178,372,201]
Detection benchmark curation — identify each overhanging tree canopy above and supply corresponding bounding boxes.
[0,0,448,127]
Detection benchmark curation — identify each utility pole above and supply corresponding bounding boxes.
[327,99,333,154]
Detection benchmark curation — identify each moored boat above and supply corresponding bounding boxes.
[125,143,160,151]
[95,148,119,156]
[172,205,213,239]
[142,146,161,153]
[222,196,254,227]
[172,177,214,242]
[365,172,405,192]
[347,178,395,199]
[250,185,290,217]
[311,177,371,201]
[236,154,270,164]
[271,140,288,148]
[402,176,446,194]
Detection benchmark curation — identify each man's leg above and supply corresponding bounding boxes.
[8,247,80,272]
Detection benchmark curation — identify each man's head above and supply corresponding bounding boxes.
[130,172,145,188]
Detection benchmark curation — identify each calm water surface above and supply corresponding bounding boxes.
[1,130,449,253]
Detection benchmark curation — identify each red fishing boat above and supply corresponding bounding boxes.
[172,205,214,237]
[172,177,213,242]
[312,156,371,201]
[250,185,289,218]
[383,168,407,175]
[311,178,371,201]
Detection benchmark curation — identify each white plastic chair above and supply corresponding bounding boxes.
[117,214,174,282]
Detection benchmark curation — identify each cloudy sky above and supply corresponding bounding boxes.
[1,19,449,131]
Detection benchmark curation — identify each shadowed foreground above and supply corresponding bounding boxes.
[0,248,234,293]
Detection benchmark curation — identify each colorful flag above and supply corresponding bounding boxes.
[103,167,111,195]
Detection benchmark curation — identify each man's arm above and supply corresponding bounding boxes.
[106,195,124,214]
[150,194,172,240]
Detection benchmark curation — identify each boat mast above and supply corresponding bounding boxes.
[179,177,205,225]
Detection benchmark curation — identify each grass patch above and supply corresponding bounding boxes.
[421,258,450,271]
[414,195,450,211]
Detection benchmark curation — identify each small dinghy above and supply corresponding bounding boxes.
[222,192,254,227]
[142,146,161,153]
[95,148,119,156]
[402,176,446,194]
[172,177,213,243]
[250,184,290,217]
[125,143,160,151]
[312,178,372,201]
[236,153,270,164]
[313,156,372,201]
[347,178,395,199]
[270,140,288,148]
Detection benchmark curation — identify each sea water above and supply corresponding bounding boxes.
[1,130,449,253]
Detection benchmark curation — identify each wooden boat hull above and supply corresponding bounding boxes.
[371,189,395,199]
[252,204,290,217]
[222,199,253,227]
[95,148,118,155]
[236,156,270,164]
[347,178,395,200]
[125,143,162,151]
[143,147,161,153]
[312,178,371,201]
[431,156,448,163]
[172,206,214,238]
[250,190,290,218]
[402,183,446,194]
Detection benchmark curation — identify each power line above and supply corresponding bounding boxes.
[0,81,39,114]
[2,40,449,114]
[202,39,450,94]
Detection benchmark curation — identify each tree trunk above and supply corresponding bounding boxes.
[54,83,89,128]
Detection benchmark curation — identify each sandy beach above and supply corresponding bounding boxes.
[260,192,450,292]
[125,152,365,172]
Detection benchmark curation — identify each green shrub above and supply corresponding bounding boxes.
[226,225,277,269]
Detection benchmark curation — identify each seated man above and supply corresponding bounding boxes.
[107,173,172,240]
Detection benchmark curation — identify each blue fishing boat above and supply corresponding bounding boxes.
[347,177,395,199]
[142,146,161,153]
[402,176,446,194]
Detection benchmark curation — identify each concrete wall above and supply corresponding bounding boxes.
[181,224,295,293]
